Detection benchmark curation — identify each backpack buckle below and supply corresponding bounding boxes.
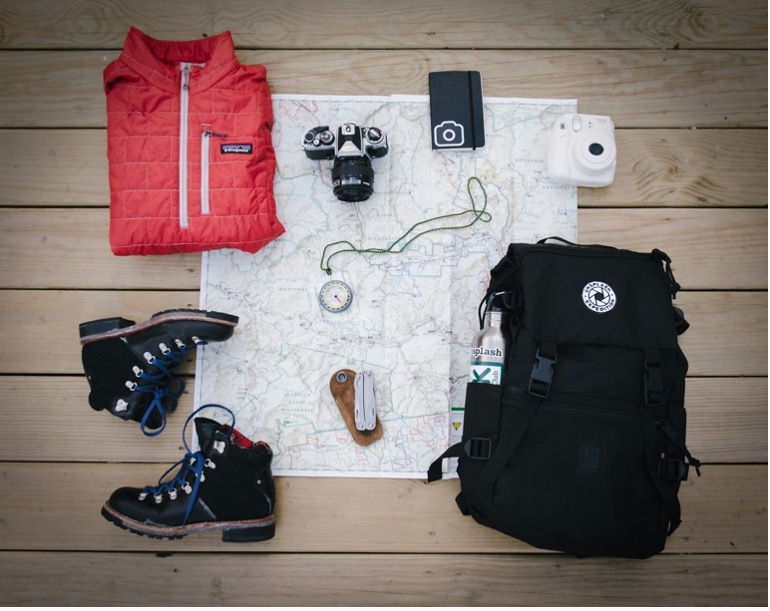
[644,350,663,406]
[463,437,492,460]
[659,456,689,481]
[529,348,556,398]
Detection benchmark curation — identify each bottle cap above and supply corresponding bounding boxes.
[487,291,514,313]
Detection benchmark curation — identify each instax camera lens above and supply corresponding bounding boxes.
[589,143,605,156]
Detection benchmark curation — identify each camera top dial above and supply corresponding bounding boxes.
[302,126,336,159]
[365,127,384,144]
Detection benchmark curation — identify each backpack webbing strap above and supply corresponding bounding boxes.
[641,348,686,536]
[640,406,682,535]
[427,442,464,482]
[457,388,544,517]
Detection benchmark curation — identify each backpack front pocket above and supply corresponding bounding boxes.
[489,396,668,558]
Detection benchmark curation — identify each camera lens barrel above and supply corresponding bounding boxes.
[331,156,375,202]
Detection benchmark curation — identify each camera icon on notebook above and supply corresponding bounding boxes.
[433,120,465,148]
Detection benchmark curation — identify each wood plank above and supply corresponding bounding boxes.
[0,290,765,377]
[675,291,767,377]
[0,463,763,554]
[584,129,768,208]
[0,551,766,606]
[0,0,765,50]
[0,130,109,208]
[0,208,765,290]
[1,376,764,464]
[0,50,765,128]
[0,210,201,290]
[1,129,764,208]
[685,377,768,463]
[578,208,768,291]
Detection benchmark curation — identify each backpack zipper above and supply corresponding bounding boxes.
[539,401,638,426]
[503,391,638,425]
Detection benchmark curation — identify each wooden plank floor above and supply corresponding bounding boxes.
[0,0,766,606]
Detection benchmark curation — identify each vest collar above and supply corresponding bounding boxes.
[120,27,239,95]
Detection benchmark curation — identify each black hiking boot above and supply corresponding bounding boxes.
[80,309,238,435]
[101,405,276,542]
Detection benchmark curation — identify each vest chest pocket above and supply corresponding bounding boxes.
[200,129,257,216]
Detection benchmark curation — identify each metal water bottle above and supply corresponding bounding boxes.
[469,292,512,385]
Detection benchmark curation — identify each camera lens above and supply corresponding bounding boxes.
[589,143,604,156]
[331,156,375,202]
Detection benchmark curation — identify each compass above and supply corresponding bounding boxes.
[319,280,353,313]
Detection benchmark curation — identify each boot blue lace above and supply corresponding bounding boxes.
[129,337,207,436]
[139,404,235,525]
[134,380,184,437]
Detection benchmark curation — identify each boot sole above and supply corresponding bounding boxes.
[80,309,239,344]
[101,504,276,542]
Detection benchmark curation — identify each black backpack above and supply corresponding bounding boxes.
[429,238,700,559]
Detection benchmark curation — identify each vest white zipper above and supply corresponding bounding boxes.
[178,62,192,228]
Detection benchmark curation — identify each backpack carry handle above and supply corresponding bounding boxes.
[538,236,617,249]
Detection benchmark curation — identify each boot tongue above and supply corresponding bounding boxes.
[194,417,224,455]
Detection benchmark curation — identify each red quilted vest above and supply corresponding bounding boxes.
[104,28,285,255]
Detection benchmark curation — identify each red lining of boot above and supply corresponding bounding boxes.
[228,427,252,449]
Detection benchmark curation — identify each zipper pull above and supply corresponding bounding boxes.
[203,130,228,138]
[181,63,191,90]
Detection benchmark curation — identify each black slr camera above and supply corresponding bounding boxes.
[302,123,388,202]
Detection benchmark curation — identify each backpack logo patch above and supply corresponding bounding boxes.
[577,440,605,477]
[582,281,616,313]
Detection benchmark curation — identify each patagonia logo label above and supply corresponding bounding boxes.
[221,143,253,154]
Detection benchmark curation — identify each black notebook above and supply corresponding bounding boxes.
[429,71,485,151]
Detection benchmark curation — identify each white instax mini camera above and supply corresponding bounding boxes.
[547,113,616,187]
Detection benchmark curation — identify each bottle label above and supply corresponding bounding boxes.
[469,361,504,385]
[472,346,503,359]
